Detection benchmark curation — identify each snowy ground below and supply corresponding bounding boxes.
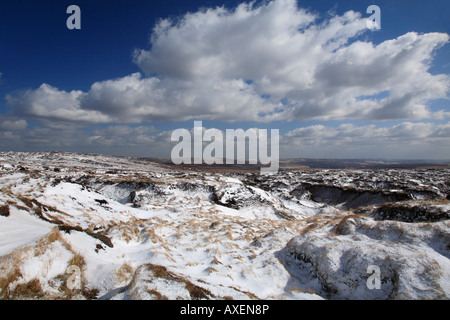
[0,152,448,300]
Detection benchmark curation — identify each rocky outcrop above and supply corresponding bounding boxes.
[289,183,439,210]
[371,203,449,223]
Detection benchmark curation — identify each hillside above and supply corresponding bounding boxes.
[0,152,449,300]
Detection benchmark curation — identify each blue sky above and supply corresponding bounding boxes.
[0,0,449,159]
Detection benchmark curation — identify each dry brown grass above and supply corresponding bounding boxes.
[46,228,64,243]
[184,280,212,300]
[10,279,43,299]
[141,263,215,300]
[145,264,170,278]
[69,253,86,270]
[0,268,23,299]
[34,227,73,256]
[286,285,319,296]
[114,224,141,243]
[146,289,169,300]
[115,263,135,284]
[226,285,260,300]
[146,228,164,243]
[0,227,98,300]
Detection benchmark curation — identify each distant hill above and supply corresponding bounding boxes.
[142,157,450,170]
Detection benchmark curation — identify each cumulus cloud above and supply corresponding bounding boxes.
[0,116,449,159]
[282,121,450,159]
[0,116,27,131]
[284,122,446,143]
[133,0,449,122]
[6,84,111,123]
[87,125,160,146]
[4,0,448,124]
[81,73,273,122]
[0,118,87,152]
[85,121,450,160]
[83,124,173,157]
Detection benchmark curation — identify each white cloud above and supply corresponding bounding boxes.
[5,0,449,124]
[85,121,450,160]
[82,73,274,122]
[6,84,111,123]
[284,122,447,143]
[133,0,449,122]
[282,121,450,159]
[0,116,27,131]
[1,117,449,159]
[88,125,160,146]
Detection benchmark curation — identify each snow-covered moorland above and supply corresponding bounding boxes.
[0,152,448,300]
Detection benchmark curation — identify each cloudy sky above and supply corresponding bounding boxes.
[0,0,449,160]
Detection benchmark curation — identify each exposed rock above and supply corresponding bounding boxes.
[372,203,449,223]
[291,183,413,210]
[0,205,10,217]
[334,217,357,235]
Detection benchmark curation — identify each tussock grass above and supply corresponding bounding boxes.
[68,253,86,270]
[136,264,215,300]
[110,223,141,243]
[115,263,135,285]
[146,289,168,300]
[146,228,164,243]
[0,228,98,300]
[227,285,260,300]
[34,227,73,256]
[185,280,212,300]
[46,228,64,243]
[0,268,23,299]
[10,278,43,299]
